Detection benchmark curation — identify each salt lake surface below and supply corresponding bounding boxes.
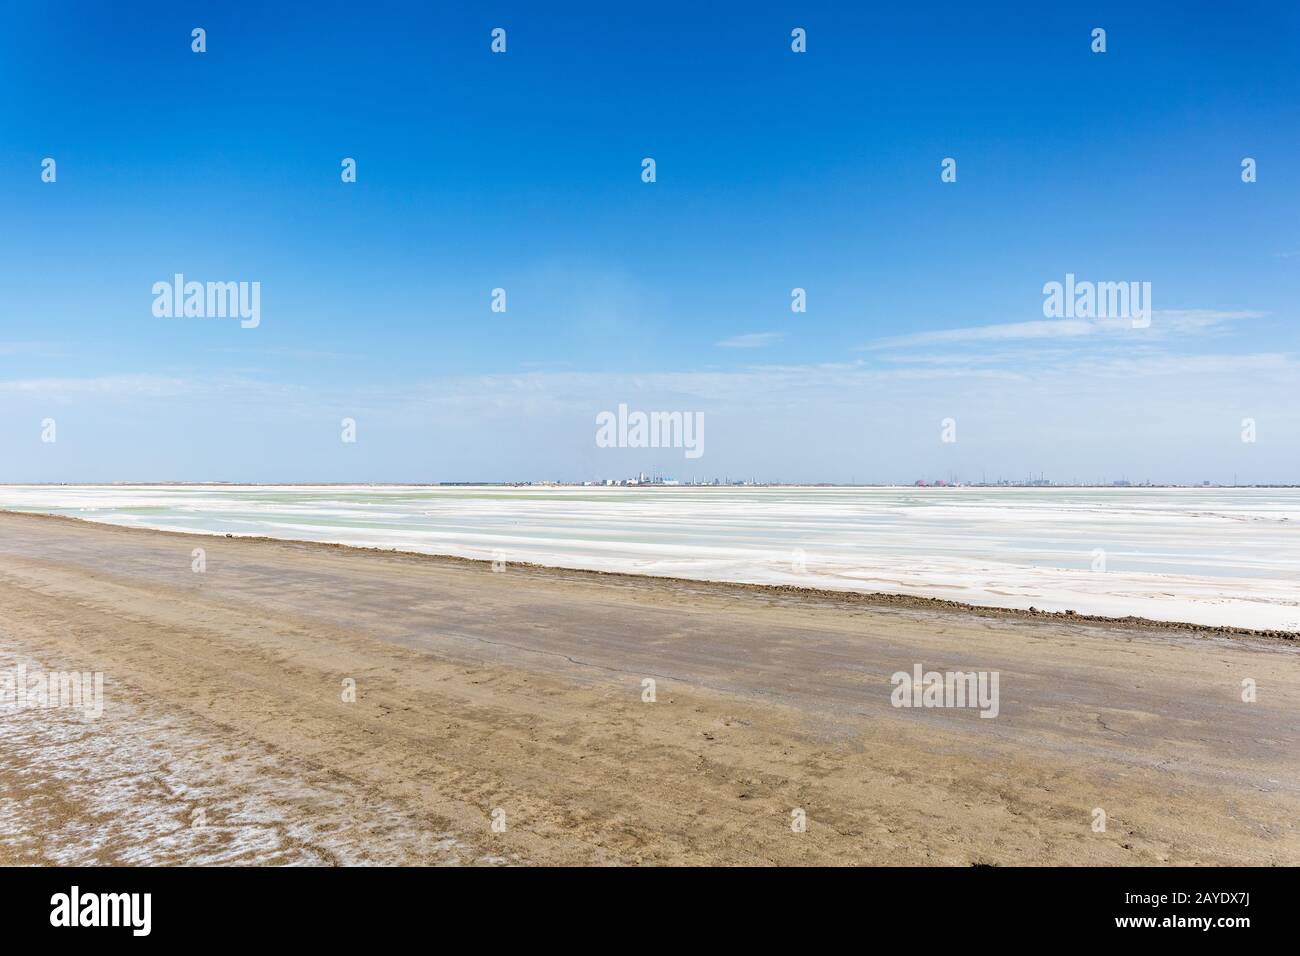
[1,485,1297,631]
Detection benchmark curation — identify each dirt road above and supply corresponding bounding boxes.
[1,511,1296,865]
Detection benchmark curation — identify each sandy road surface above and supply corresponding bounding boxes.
[0,511,1296,865]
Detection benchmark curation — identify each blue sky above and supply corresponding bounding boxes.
[1,1,1297,483]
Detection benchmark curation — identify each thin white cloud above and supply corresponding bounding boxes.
[862,310,1265,350]
[716,331,784,349]
[3,351,1297,483]
[866,320,1094,349]
[204,346,353,360]
[0,341,69,358]
[0,374,192,395]
[1156,309,1265,332]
